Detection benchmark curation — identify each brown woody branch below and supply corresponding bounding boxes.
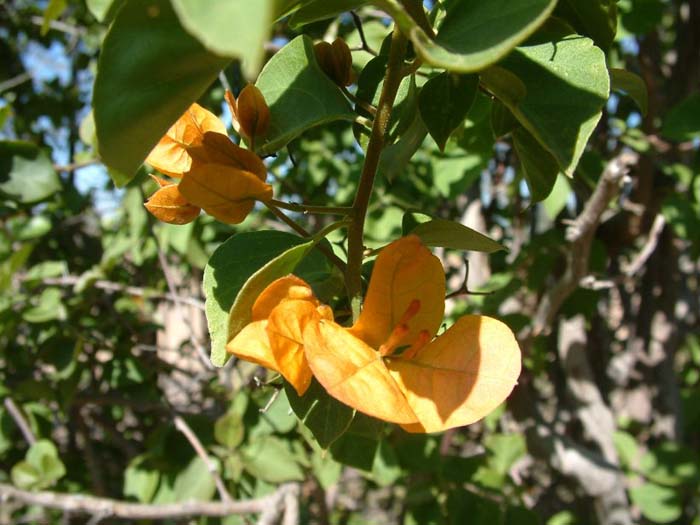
[531,150,639,337]
[0,482,298,521]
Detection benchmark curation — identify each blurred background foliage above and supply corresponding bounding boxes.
[1,0,699,524]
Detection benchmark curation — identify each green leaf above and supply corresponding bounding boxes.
[285,380,353,449]
[124,455,160,503]
[0,141,61,204]
[610,68,648,116]
[491,100,519,139]
[404,213,505,253]
[11,462,41,490]
[377,112,428,182]
[242,436,305,483]
[289,0,370,27]
[255,36,354,155]
[371,441,402,487]
[612,430,639,470]
[41,0,68,35]
[395,0,557,73]
[629,483,682,524]
[17,439,66,489]
[639,442,699,486]
[662,93,700,142]
[22,288,67,324]
[484,433,526,475]
[173,456,217,502]
[513,126,560,202]
[86,0,124,22]
[170,0,273,77]
[481,35,609,177]
[94,0,229,179]
[662,194,700,241]
[23,261,68,282]
[542,174,572,219]
[419,73,479,151]
[214,411,245,450]
[203,230,328,367]
[555,0,618,50]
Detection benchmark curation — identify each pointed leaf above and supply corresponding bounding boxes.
[610,68,648,116]
[408,216,506,253]
[512,126,560,201]
[481,35,609,176]
[419,73,479,151]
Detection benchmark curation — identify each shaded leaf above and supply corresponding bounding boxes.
[0,141,61,204]
[513,126,560,202]
[610,68,648,116]
[405,214,505,253]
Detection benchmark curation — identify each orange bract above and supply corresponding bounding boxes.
[144,182,200,225]
[146,103,227,178]
[227,276,332,396]
[144,103,272,225]
[226,236,522,433]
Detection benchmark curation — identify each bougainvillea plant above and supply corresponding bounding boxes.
[93,0,644,445]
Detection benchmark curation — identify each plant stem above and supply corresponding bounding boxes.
[345,28,408,319]
[268,199,354,216]
[264,202,347,272]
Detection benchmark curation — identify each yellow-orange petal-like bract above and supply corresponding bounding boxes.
[146,103,227,178]
[226,276,332,396]
[144,184,200,225]
[178,163,273,225]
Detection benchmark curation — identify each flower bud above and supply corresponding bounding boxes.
[314,38,353,87]
[233,84,270,143]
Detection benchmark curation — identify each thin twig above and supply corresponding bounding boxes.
[530,151,639,337]
[173,416,232,502]
[3,398,36,446]
[268,199,354,216]
[23,275,205,311]
[0,72,32,94]
[53,159,101,172]
[624,213,666,276]
[264,203,348,272]
[350,11,378,56]
[0,482,297,520]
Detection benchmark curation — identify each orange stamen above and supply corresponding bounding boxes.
[402,330,431,360]
[378,300,422,356]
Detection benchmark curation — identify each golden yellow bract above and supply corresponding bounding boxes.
[144,103,273,225]
[227,236,522,433]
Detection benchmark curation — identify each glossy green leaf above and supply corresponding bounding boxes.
[0,141,60,204]
[481,35,609,176]
[255,36,354,155]
[285,380,354,449]
[289,0,369,27]
[204,230,328,367]
[629,483,682,524]
[491,100,519,139]
[405,213,505,253]
[661,93,700,142]
[392,0,557,73]
[513,126,560,202]
[555,0,617,50]
[419,73,479,151]
[610,68,648,116]
[170,0,273,77]
[94,0,229,179]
